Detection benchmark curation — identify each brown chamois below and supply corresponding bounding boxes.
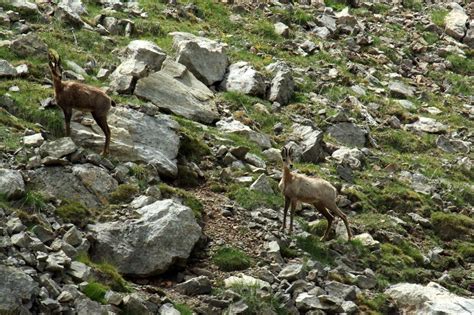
[48,50,115,156]
[278,146,353,240]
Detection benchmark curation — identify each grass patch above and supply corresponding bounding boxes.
[55,200,91,228]
[109,184,139,204]
[431,212,474,241]
[402,0,422,11]
[77,253,130,292]
[159,183,203,219]
[226,283,287,315]
[228,184,282,210]
[376,129,433,153]
[296,235,333,265]
[82,282,108,304]
[174,303,193,315]
[19,191,47,212]
[447,54,474,76]
[213,246,252,271]
[423,32,439,45]
[358,293,392,315]
[324,0,346,11]
[430,8,449,27]
[456,242,474,261]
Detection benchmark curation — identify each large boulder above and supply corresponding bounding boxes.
[109,40,167,93]
[0,265,39,314]
[292,124,324,163]
[170,32,228,86]
[134,58,218,124]
[267,70,295,105]
[88,199,202,277]
[0,60,18,77]
[219,61,266,97]
[39,137,77,158]
[71,107,180,177]
[327,122,367,148]
[11,33,48,58]
[386,282,474,315]
[9,0,39,15]
[0,169,25,200]
[444,4,468,41]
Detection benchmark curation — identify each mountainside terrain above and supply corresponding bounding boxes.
[0,0,473,314]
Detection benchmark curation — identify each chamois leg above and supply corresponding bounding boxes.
[281,197,290,232]
[63,108,72,137]
[289,200,297,234]
[92,112,111,156]
[327,203,353,240]
[314,203,334,241]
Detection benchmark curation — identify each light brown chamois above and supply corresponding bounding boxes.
[48,50,115,156]
[278,146,353,240]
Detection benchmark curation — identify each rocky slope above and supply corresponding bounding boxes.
[0,0,473,314]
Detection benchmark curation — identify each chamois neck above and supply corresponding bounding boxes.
[51,72,63,94]
[282,165,293,183]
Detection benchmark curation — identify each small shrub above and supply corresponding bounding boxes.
[82,282,108,304]
[55,200,91,228]
[212,247,252,271]
[109,184,139,204]
[431,212,474,241]
[431,8,449,27]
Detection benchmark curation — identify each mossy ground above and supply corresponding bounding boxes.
[212,246,252,271]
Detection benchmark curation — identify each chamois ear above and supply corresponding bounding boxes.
[288,146,294,157]
[281,147,286,157]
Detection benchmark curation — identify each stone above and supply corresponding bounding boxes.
[436,135,470,153]
[39,137,77,158]
[72,164,118,200]
[353,233,380,247]
[292,124,324,163]
[278,264,305,281]
[249,174,274,195]
[331,147,364,169]
[342,300,358,314]
[175,276,212,296]
[405,117,447,134]
[216,119,271,149]
[75,297,108,315]
[46,250,71,272]
[7,217,26,234]
[134,58,218,124]
[122,293,157,314]
[159,303,180,315]
[0,265,38,314]
[385,282,474,315]
[89,199,202,276]
[407,213,431,228]
[268,70,295,106]
[324,281,357,301]
[464,22,474,48]
[219,61,266,97]
[130,195,156,209]
[388,81,416,99]
[67,261,91,281]
[10,0,39,14]
[105,290,123,305]
[224,274,270,290]
[263,148,282,163]
[327,123,367,148]
[170,32,228,85]
[63,226,83,246]
[11,33,48,58]
[0,169,25,199]
[71,107,180,177]
[23,133,44,146]
[244,153,266,169]
[31,225,55,244]
[274,22,290,38]
[444,4,468,41]
[0,60,18,77]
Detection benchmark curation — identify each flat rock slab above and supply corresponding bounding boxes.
[327,122,367,148]
[405,117,447,134]
[0,265,39,314]
[71,107,180,177]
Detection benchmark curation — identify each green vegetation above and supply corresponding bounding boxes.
[324,0,347,11]
[358,293,392,315]
[446,54,474,76]
[226,283,287,315]
[19,191,47,212]
[109,184,139,204]
[402,0,422,11]
[55,200,91,228]
[82,282,108,304]
[174,303,193,315]
[77,253,130,292]
[159,183,204,219]
[296,235,334,265]
[422,32,439,45]
[431,212,474,241]
[228,184,282,210]
[212,246,252,271]
[430,8,449,27]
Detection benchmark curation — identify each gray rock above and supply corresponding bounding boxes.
[134,58,218,124]
[122,293,157,315]
[331,147,364,169]
[75,297,108,315]
[220,61,266,97]
[72,164,118,198]
[464,22,474,48]
[0,169,25,199]
[268,70,295,106]
[262,148,282,163]
[274,22,290,38]
[250,174,274,195]
[63,226,83,246]
[342,300,358,314]
[324,281,358,301]
[444,4,468,41]
[46,250,71,272]
[105,290,123,305]
[171,32,228,85]
[55,3,90,28]
[23,133,45,147]
[39,137,77,158]
[228,300,249,314]
[407,213,431,228]
[436,135,470,153]
[0,265,38,314]
[316,14,336,33]
[292,124,324,163]
[224,274,270,289]
[7,217,26,234]
[0,60,18,77]
[159,303,180,315]
[216,119,271,149]
[353,233,380,247]
[388,81,416,99]
[175,276,212,296]
[67,261,91,282]
[39,274,61,298]
[385,282,474,315]
[59,0,86,15]
[10,0,39,14]
[130,195,156,209]
[395,99,416,110]
[327,123,367,148]
[31,225,55,244]
[405,117,447,134]
[278,264,305,281]
[244,153,266,169]
[89,199,201,276]
[71,107,180,177]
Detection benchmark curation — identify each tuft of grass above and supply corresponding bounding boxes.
[19,191,47,212]
[296,235,333,265]
[212,247,252,271]
[227,283,287,315]
[109,184,139,204]
[159,183,203,219]
[358,293,392,315]
[431,212,474,241]
[402,0,422,11]
[430,8,449,27]
[446,54,474,76]
[82,282,108,304]
[324,0,347,11]
[456,242,474,261]
[228,185,282,211]
[55,200,91,228]
[174,303,193,315]
[423,32,439,45]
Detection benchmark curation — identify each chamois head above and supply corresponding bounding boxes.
[48,49,63,80]
[281,146,294,169]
